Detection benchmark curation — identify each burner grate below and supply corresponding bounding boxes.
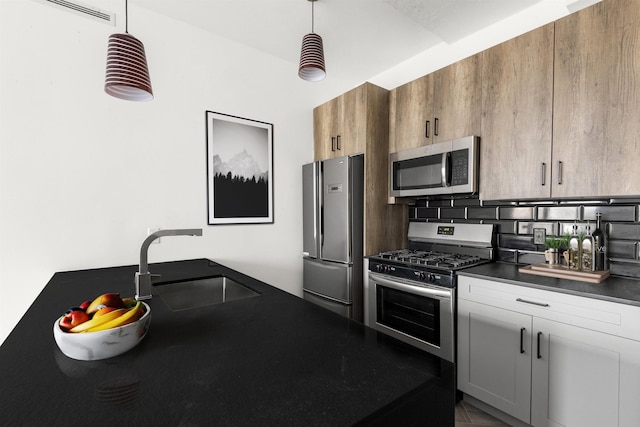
[374,249,486,270]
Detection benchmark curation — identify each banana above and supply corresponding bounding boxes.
[85,302,143,333]
[69,308,128,333]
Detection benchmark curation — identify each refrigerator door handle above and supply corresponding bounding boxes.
[313,163,318,248]
[320,203,324,249]
[318,162,325,253]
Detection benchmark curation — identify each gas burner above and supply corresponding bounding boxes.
[372,249,485,271]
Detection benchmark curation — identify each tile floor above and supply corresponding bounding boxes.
[455,400,511,427]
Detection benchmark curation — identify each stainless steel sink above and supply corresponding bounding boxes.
[154,276,260,311]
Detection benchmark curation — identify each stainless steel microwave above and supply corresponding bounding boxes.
[389,136,479,197]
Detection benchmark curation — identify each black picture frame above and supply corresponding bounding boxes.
[205,111,274,224]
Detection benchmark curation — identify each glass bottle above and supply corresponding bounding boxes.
[581,222,593,271]
[568,222,582,270]
[593,213,607,271]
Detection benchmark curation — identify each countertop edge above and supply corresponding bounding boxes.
[458,262,640,307]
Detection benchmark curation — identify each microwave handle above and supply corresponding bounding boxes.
[441,152,451,187]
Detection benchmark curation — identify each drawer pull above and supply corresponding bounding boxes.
[537,331,543,359]
[520,327,526,354]
[516,298,550,307]
[557,161,563,185]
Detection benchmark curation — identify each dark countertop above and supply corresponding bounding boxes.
[459,262,640,307]
[0,259,454,426]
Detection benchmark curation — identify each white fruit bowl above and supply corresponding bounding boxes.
[53,302,151,361]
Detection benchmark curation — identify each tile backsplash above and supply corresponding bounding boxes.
[408,196,640,279]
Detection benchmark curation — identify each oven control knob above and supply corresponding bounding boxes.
[418,272,426,280]
[376,264,389,273]
[427,274,436,283]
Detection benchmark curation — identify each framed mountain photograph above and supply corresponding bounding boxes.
[205,111,274,224]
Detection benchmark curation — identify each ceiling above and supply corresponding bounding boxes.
[132,0,600,88]
[38,0,601,89]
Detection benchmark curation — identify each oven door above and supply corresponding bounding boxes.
[367,271,455,362]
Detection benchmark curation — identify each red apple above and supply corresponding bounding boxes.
[78,300,92,311]
[59,309,90,331]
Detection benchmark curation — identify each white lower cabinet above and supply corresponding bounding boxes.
[457,276,640,427]
[531,318,640,427]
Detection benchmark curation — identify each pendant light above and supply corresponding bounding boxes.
[298,0,326,81]
[104,0,153,101]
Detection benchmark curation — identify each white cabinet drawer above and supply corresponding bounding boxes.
[458,276,640,341]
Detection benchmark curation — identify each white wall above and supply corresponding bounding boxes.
[0,0,596,345]
[0,1,352,344]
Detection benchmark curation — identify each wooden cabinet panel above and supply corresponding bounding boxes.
[389,74,434,152]
[480,24,554,201]
[313,85,368,160]
[313,97,340,160]
[340,85,366,156]
[389,53,481,154]
[553,0,640,198]
[433,53,482,142]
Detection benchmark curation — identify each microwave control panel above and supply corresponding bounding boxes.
[451,149,469,186]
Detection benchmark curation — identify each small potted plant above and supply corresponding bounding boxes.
[544,235,569,265]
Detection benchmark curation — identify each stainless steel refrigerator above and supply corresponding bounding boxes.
[302,154,364,322]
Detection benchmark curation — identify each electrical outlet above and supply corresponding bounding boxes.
[148,227,161,244]
[533,228,546,245]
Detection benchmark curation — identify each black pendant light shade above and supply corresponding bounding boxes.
[298,0,326,81]
[104,0,153,101]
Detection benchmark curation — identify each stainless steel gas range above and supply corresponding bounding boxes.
[365,222,495,363]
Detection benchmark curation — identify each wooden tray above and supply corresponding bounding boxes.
[519,264,610,284]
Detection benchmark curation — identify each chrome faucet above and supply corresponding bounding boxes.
[135,228,203,301]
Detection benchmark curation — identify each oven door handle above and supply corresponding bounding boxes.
[369,272,452,299]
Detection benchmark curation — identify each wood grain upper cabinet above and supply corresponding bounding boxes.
[313,85,366,160]
[389,53,481,153]
[313,97,340,160]
[432,53,482,142]
[552,0,640,198]
[389,73,434,152]
[479,24,554,201]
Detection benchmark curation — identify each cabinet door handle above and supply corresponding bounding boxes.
[425,120,430,138]
[516,298,550,307]
[331,137,336,152]
[434,117,439,136]
[520,327,526,354]
[557,161,563,185]
[541,163,546,186]
[336,135,341,150]
[537,331,543,359]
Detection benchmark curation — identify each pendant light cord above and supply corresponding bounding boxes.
[311,0,314,33]
[125,0,129,33]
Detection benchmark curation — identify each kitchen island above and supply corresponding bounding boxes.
[0,259,454,426]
